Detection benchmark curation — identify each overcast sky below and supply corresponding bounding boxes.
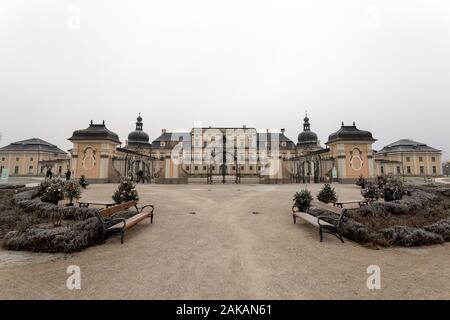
[0,0,449,159]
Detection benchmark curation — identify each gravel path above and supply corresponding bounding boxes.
[0,183,449,299]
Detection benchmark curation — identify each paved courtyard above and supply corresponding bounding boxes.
[1,183,449,299]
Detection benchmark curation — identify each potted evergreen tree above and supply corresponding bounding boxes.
[112,178,139,204]
[63,180,81,207]
[79,175,89,189]
[317,183,338,204]
[40,179,65,205]
[355,174,367,188]
[293,189,313,212]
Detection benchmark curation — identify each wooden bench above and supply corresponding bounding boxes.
[292,201,347,243]
[333,200,368,208]
[95,200,154,244]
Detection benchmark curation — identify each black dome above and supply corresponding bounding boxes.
[128,130,149,144]
[297,113,318,147]
[298,131,318,146]
[127,114,151,148]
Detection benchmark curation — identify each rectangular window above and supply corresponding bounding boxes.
[406,157,410,162]
[28,166,33,175]
[232,166,236,171]
[396,166,401,174]
[30,157,34,162]
[59,166,62,174]
[0,166,4,173]
[203,166,206,170]
[241,166,244,171]
[1,157,5,161]
[380,166,384,174]
[433,166,437,174]
[16,157,19,161]
[419,157,423,162]
[432,157,436,162]
[420,166,424,174]
[186,166,189,171]
[407,166,411,174]
[194,166,198,171]
[14,166,19,174]
[249,166,253,170]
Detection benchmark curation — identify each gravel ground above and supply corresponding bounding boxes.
[0,183,449,299]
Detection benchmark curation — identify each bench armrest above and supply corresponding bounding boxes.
[317,215,339,226]
[107,218,126,229]
[138,205,154,214]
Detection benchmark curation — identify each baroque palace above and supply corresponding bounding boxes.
[0,114,444,184]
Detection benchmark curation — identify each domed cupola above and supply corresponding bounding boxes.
[297,113,318,148]
[127,113,151,148]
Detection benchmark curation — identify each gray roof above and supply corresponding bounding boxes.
[69,122,121,144]
[151,131,296,149]
[0,138,67,155]
[377,139,441,154]
[327,122,375,144]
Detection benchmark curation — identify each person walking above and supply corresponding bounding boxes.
[137,169,145,184]
[65,168,71,180]
[46,168,53,180]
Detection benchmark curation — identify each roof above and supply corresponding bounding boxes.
[0,138,67,155]
[377,139,441,154]
[327,122,375,144]
[68,121,121,144]
[151,130,296,149]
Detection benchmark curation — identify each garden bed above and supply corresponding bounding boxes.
[0,186,134,253]
[337,185,450,247]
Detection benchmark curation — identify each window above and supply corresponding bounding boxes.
[432,157,436,162]
[28,166,33,175]
[14,166,19,174]
[241,166,244,171]
[1,157,5,161]
[232,166,236,171]
[186,166,189,171]
[433,166,437,174]
[30,157,34,162]
[396,166,401,174]
[212,166,215,171]
[16,157,19,161]
[203,166,206,170]
[419,157,423,162]
[160,142,166,147]
[380,166,384,174]
[407,166,411,174]
[0,166,4,173]
[59,166,62,174]
[281,142,286,147]
[194,166,198,171]
[249,166,253,170]
[420,166,424,174]
[40,166,44,174]
[406,157,410,162]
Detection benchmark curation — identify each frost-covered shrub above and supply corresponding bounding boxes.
[317,183,338,204]
[112,178,139,204]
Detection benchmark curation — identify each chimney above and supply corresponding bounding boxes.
[281,128,285,134]
[161,129,166,135]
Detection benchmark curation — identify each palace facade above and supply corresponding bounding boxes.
[65,114,443,183]
[0,114,443,183]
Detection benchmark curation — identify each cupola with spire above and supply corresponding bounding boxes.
[297,112,319,148]
[127,113,151,148]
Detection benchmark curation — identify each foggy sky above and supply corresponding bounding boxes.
[0,0,449,159]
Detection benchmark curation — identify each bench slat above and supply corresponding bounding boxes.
[294,212,331,228]
[100,201,137,217]
[109,212,151,230]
